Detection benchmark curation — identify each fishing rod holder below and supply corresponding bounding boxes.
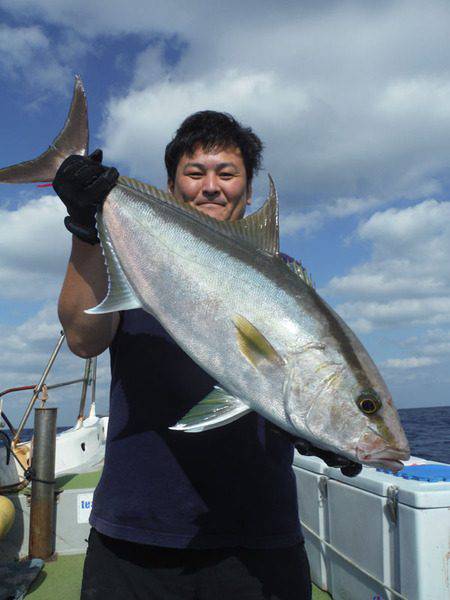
[28,406,57,561]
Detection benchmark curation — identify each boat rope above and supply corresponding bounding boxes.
[0,479,29,494]
[300,520,408,600]
[0,457,54,494]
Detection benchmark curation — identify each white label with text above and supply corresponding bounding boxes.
[77,492,94,524]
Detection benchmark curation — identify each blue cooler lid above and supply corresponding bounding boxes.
[377,464,450,482]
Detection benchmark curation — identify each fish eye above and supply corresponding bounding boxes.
[356,389,382,415]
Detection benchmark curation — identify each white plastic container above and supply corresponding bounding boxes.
[293,454,330,591]
[294,455,450,600]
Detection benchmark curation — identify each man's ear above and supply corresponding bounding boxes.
[168,179,174,194]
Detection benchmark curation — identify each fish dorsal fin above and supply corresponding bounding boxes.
[0,76,88,184]
[285,257,315,289]
[238,174,279,255]
[169,386,251,433]
[85,213,142,315]
[117,174,280,255]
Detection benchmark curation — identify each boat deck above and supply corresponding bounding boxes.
[26,553,330,599]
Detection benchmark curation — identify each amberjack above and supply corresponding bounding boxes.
[0,77,410,471]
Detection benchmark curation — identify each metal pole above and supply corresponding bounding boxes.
[13,332,65,444]
[88,356,97,418]
[28,407,57,560]
[76,358,91,426]
[46,378,85,391]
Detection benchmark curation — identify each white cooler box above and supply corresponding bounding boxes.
[294,455,450,600]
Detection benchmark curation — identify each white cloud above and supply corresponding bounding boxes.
[102,70,309,187]
[0,23,80,93]
[0,1,303,38]
[2,2,450,207]
[383,356,440,369]
[336,297,450,333]
[0,195,71,300]
[85,0,450,214]
[0,303,110,425]
[324,199,450,395]
[378,77,450,120]
[327,200,450,302]
[358,200,450,255]
[280,209,324,236]
[0,196,109,424]
[0,24,48,67]
[421,342,450,356]
[280,196,387,237]
[399,329,450,357]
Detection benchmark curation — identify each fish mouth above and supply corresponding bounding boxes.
[356,428,410,472]
[357,445,410,473]
[370,459,404,473]
[360,449,410,473]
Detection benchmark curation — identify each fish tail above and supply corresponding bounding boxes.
[0,76,89,184]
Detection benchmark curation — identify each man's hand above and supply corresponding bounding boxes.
[292,437,362,477]
[268,423,362,477]
[53,149,119,245]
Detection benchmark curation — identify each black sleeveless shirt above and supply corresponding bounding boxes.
[90,304,302,549]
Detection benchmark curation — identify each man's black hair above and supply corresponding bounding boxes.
[165,111,263,185]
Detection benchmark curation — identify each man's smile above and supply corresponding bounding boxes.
[196,199,226,206]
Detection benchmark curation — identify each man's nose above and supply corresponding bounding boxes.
[202,173,220,197]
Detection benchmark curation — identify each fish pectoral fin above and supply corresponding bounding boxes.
[169,386,251,433]
[85,213,143,315]
[232,314,284,370]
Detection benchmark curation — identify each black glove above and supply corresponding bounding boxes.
[53,149,119,244]
[268,423,362,477]
[292,437,362,477]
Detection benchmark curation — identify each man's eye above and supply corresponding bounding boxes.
[220,173,234,179]
[187,172,203,178]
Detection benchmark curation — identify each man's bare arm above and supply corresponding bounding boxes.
[53,150,120,357]
[58,237,119,358]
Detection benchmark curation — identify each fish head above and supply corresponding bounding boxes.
[353,393,410,472]
[283,344,410,472]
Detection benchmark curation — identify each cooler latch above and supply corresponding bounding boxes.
[386,485,399,524]
[318,476,328,505]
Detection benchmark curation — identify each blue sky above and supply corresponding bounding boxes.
[0,1,449,425]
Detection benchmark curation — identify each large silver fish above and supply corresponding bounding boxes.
[0,77,410,472]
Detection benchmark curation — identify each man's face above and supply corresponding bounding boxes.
[169,145,252,222]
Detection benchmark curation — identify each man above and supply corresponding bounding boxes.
[55,111,312,599]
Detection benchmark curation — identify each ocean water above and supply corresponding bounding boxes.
[398,405,450,464]
[0,427,71,447]
[3,407,449,464]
